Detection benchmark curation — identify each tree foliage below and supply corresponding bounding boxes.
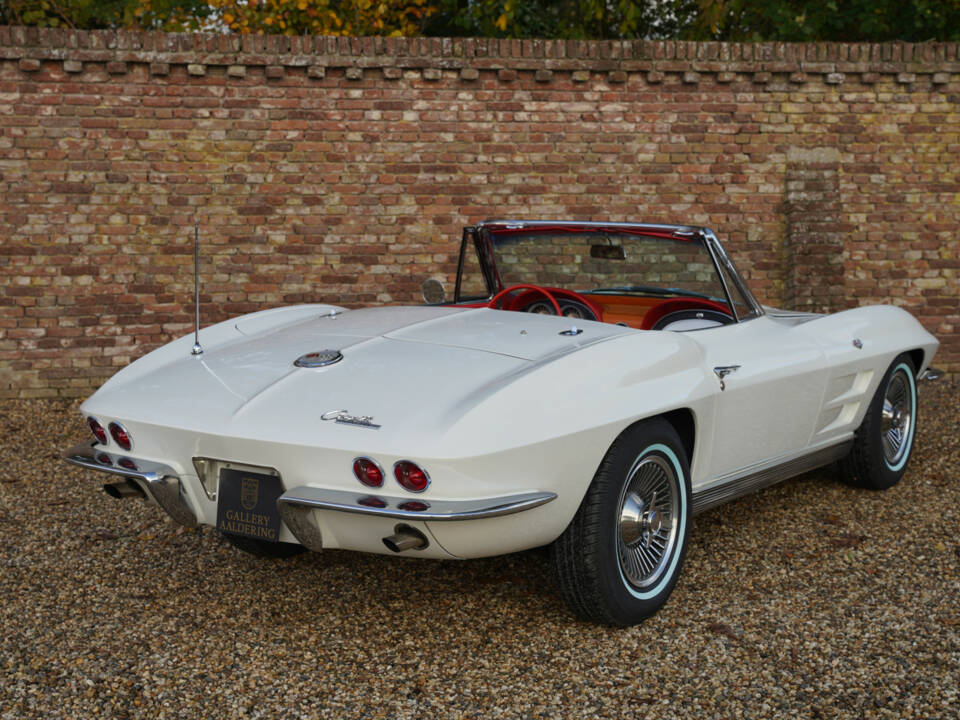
[2,0,959,41]
[686,0,960,42]
[209,0,434,36]
[0,0,211,30]
[424,1,697,40]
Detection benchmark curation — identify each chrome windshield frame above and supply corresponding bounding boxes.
[452,220,765,323]
[701,228,765,321]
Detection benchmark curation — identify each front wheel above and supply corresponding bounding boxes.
[552,418,691,626]
[839,354,918,490]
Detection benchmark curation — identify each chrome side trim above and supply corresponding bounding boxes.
[277,486,557,522]
[692,441,852,515]
[62,442,197,527]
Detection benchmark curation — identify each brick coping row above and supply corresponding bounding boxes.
[1,25,958,82]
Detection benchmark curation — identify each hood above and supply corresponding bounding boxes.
[83,306,633,448]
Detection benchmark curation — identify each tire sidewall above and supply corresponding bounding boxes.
[869,356,918,487]
[596,422,692,623]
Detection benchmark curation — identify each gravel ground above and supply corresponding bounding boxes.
[1,381,958,720]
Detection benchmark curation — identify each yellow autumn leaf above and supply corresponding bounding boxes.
[297,0,306,9]
[495,13,507,31]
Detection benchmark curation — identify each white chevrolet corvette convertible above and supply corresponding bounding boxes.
[64,221,940,625]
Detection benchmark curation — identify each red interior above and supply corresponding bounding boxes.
[637,298,733,330]
[476,285,730,330]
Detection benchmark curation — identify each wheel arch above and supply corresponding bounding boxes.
[906,348,924,375]
[660,408,696,467]
[616,407,696,467]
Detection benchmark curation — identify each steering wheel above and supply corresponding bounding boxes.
[651,309,733,331]
[641,298,734,331]
[488,284,563,316]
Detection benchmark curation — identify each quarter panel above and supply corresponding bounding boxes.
[791,305,939,444]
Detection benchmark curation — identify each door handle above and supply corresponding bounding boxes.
[713,365,741,391]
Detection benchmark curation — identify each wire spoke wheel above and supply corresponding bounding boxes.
[880,368,913,467]
[616,454,680,590]
[838,354,918,491]
[552,418,691,626]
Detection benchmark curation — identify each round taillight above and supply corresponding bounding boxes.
[108,422,132,451]
[87,417,108,445]
[117,457,138,471]
[394,461,430,493]
[353,457,384,488]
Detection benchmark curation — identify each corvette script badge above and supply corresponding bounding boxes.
[321,409,381,429]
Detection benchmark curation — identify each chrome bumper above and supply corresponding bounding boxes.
[277,486,557,552]
[63,442,557,551]
[61,442,197,527]
[919,367,944,381]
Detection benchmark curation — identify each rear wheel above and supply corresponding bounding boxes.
[839,354,918,490]
[552,418,691,626]
[220,532,305,558]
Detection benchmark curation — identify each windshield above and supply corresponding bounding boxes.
[487,229,730,304]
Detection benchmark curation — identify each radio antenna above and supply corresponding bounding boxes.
[190,219,203,356]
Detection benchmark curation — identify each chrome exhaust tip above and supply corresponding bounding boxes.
[383,524,429,553]
[103,479,146,500]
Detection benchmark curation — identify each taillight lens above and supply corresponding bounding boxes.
[117,457,138,471]
[353,457,384,487]
[394,461,430,493]
[108,422,132,451]
[87,417,108,445]
[398,500,429,512]
[358,496,387,508]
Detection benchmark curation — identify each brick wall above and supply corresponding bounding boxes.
[1,27,957,398]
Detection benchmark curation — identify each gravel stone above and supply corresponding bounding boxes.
[1,380,957,719]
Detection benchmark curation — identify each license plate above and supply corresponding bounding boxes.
[216,468,283,542]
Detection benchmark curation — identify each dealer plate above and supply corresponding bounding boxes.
[216,468,283,542]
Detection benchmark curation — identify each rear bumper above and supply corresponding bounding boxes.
[62,442,557,554]
[276,486,556,551]
[62,442,198,527]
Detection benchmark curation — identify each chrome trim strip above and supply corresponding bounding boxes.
[277,486,557,522]
[62,442,197,527]
[691,441,852,515]
[63,442,167,483]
